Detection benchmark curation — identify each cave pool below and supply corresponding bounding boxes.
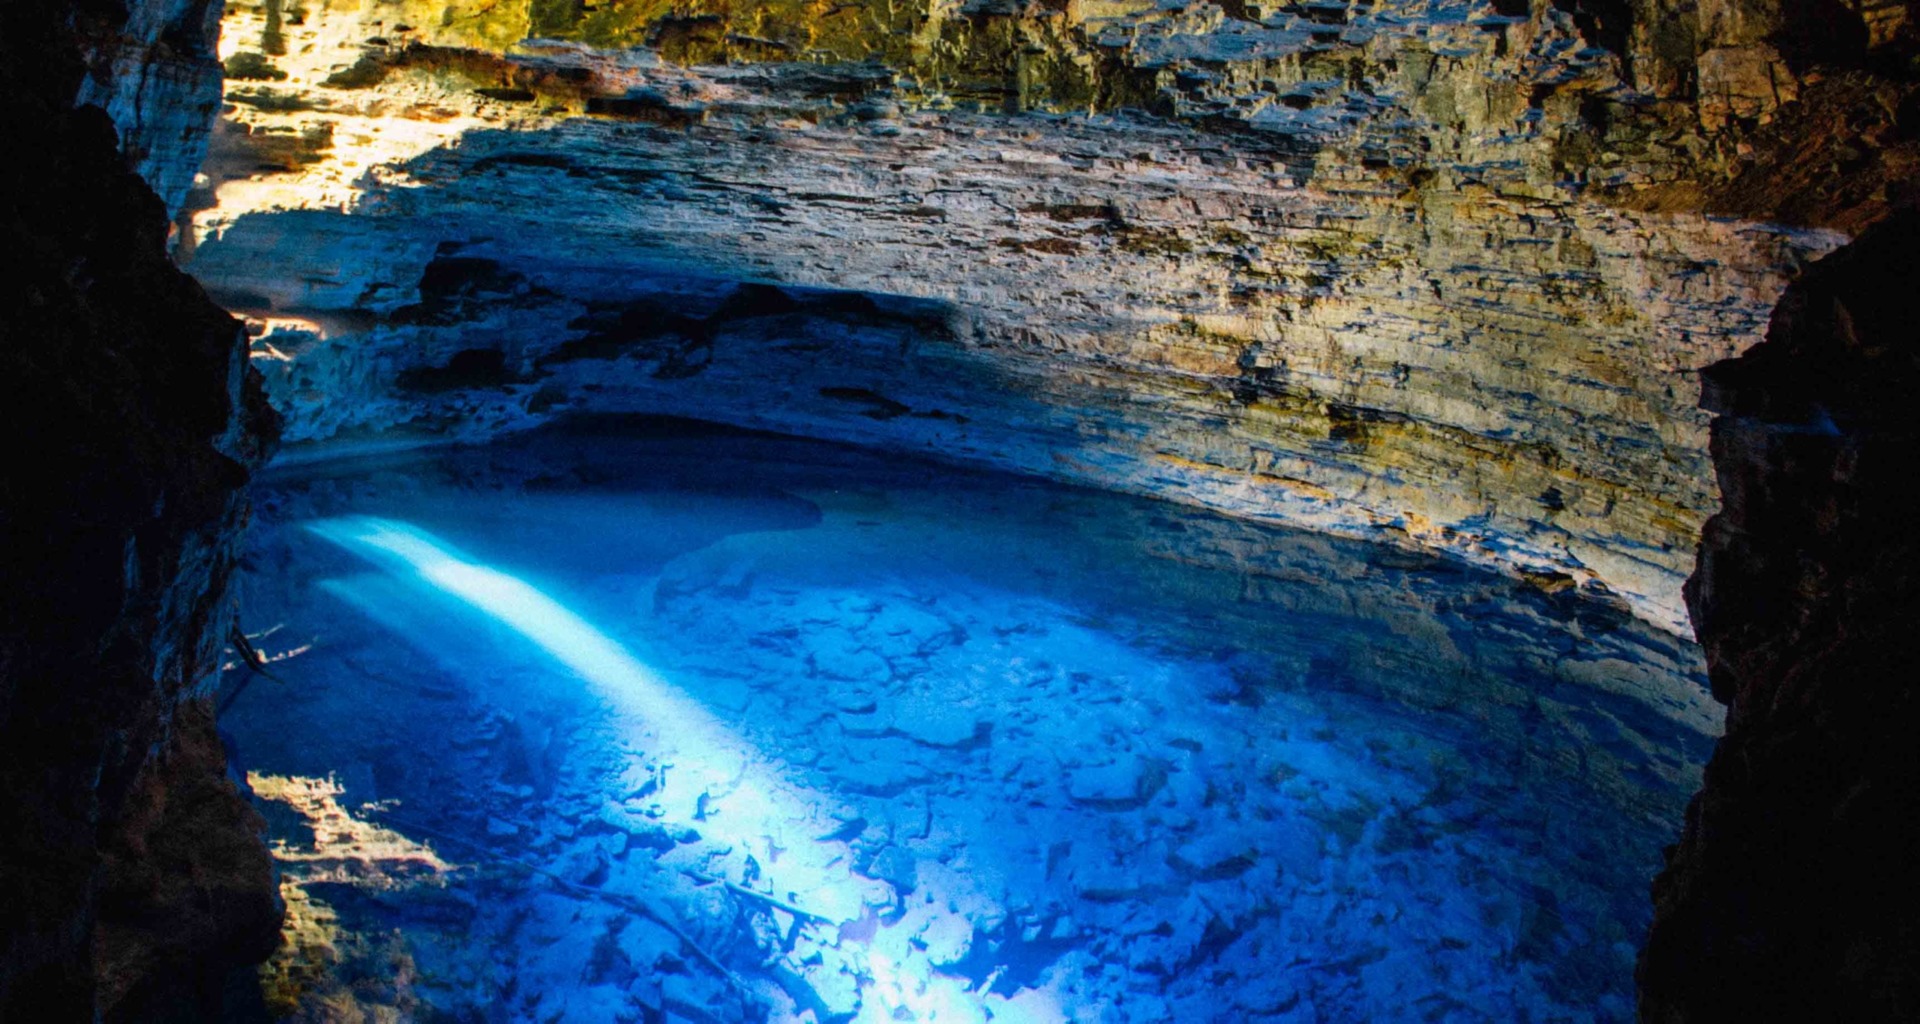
[220,416,1720,1023]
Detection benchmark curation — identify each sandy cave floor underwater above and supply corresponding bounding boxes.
[219,417,1721,1024]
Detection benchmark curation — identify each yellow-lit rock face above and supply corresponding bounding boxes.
[247,773,452,1016]
[189,0,1853,635]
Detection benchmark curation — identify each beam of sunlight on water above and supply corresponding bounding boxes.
[312,517,691,723]
[306,515,1064,1024]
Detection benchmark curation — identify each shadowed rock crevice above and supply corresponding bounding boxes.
[0,0,281,1016]
[1640,208,1920,1022]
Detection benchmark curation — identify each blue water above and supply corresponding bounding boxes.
[224,417,1719,1023]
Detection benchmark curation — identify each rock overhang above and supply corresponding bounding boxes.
[183,0,1920,635]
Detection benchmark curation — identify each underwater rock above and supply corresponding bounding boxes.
[917,912,975,968]
[864,844,920,895]
[838,750,936,798]
[1066,756,1158,810]
[801,956,863,1019]
[1167,832,1261,881]
[812,641,893,683]
[837,707,894,738]
[890,694,990,748]
[220,429,1727,1018]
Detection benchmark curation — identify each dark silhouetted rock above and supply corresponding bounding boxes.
[0,0,281,1017]
[1641,209,1920,1022]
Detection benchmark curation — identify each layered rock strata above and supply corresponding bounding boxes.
[0,0,1913,1015]
[73,0,230,219]
[0,0,281,1017]
[184,0,1916,633]
[1640,210,1920,1021]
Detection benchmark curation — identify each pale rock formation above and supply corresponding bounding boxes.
[185,0,1855,633]
[73,0,228,217]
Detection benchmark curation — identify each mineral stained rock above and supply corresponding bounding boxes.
[183,0,1917,633]
[0,0,280,1016]
[1640,210,1920,1022]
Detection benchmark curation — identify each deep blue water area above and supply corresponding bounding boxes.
[223,417,1719,1024]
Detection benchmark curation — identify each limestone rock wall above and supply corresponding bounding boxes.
[72,0,229,218]
[1639,210,1920,1022]
[184,0,1890,634]
[0,0,281,1016]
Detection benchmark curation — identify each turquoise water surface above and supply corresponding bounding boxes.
[224,418,1718,1023]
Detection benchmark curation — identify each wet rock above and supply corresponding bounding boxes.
[836,706,894,738]
[595,801,682,851]
[801,956,863,1019]
[811,642,892,683]
[698,677,752,713]
[1167,835,1260,882]
[1066,756,1163,810]
[833,692,880,714]
[989,987,1071,1023]
[550,984,638,1023]
[559,845,611,887]
[836,747,933,797]
[918,913,975,967]
[866,604,967,662]
[864,845,919,895]
[1071,857,1169,905]
[890,695,989,748]
[229,421,1737,1020]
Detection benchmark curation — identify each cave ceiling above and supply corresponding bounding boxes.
[182,0,1917,634]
